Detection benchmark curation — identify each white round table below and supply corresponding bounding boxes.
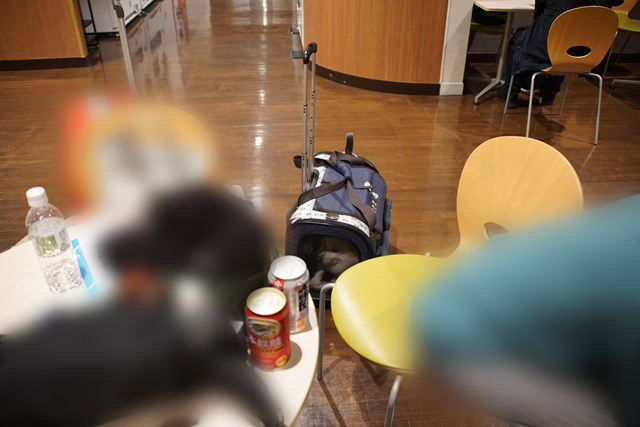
[0,216,318,427]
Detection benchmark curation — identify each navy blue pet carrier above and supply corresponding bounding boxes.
[286,134,391,261]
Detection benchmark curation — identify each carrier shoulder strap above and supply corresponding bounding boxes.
[324,152,378,172]
[295,179,377,231]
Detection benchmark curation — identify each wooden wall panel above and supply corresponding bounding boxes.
[303,0,449,84]
[0,0,87,61]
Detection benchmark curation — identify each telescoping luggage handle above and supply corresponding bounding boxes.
[111,0,138,96]
[300,42,317,192]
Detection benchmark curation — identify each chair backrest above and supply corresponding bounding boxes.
[612,0,636,15]
[456,136,583,250]
[547,6,619,73]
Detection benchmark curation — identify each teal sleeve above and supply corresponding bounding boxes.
[411,195,640,427]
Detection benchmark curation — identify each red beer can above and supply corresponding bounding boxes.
[245,287,291,369]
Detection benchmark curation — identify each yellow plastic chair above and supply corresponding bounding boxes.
[614,0,640,32]
[503,6,619,145]
[470,21,506,36]
[317,136,584,427]
[468,20,507,77]
[604,0,640,87]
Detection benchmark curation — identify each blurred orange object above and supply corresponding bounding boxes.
[64,98,216,212]
[63,93,131,211]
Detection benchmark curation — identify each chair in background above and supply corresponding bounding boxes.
[468,18,506,77]
[503,6,619,145]
[605,0,640,87]
[470,5,512,105]
[470,20,506,37]
[317,136,584,427]
[603,0,640,80]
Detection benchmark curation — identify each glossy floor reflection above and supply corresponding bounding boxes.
[1,0,640,425]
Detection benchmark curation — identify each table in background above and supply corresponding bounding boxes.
[473,0,536,104]
[0,217,318,427]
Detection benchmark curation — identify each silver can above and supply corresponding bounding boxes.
[268,256,309,333]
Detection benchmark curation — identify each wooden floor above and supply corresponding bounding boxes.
[1,0,640,425]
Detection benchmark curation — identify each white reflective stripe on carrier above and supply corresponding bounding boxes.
[289,162,371,238]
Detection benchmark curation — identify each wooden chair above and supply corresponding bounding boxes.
[503,6,618,145]
[316,136,584,427]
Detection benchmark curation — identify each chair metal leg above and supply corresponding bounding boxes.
[602,31,617,80]
[503,74,515,115]
[525,72,541,138]
[586,72,604,145]
[612,79,640,88]
[615,31,632,66]
[316,282,334,381]
[384,373,403,427]
[558,75,571,116]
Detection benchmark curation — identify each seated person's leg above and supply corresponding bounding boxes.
[541,75,565,106]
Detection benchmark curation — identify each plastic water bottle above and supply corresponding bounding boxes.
[25,187,82,294]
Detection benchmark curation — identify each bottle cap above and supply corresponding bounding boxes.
[26,187,48,208]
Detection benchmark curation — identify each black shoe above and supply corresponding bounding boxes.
[541,91,558,106]
[498,90,519,108]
